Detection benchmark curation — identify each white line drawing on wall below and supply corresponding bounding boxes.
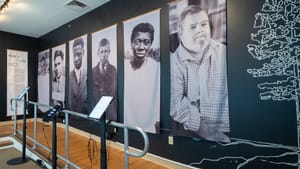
[188,0,300,168]
[246,0,300,168]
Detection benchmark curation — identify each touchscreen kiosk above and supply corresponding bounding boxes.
[43,105,61,122]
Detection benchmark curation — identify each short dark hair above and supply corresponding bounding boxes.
[131,23,154,43]
[40,55,46,62]
[99,38,110,47]
[73,37,84,48]
[179,5,207,25]
[54,50,64,61]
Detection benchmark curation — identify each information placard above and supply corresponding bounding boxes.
[89,96,114,120]
[7,49,28,116]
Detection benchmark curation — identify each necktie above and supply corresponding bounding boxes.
[57,79,60,92]
[77,71,81,85]
[102,64,106,73]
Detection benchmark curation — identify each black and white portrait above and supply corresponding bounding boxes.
[68,35,88,114]
[51,44,66,107]
[169,0,230,143]
[92,25,118,121]
[38,49,50,112]
[123,10,161,134]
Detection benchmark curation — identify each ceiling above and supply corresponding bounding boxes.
[0,0,110,38]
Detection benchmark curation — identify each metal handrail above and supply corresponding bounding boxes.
[15,129,80,169]
[12,98,149,169]
[109,121,149,169]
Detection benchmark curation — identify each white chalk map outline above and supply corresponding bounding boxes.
[188,0,300,168]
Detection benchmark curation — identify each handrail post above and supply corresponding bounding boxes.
[33,104,37,149]
[65,112,69,169]
[52,115,57,168]
[21,93,27,162]
[100,113,107,169]
[125,127,149,157]
[108,121,149,169]
[13,99,17,135]
[124,127,129,169]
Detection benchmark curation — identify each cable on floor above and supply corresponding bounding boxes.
[87,135,98,169]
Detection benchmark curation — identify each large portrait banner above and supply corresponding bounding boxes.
[38,49,50,112]
[169,0,230,143]
[123,9,161,134]
[92,25,118,121]
[68,34,88,114]
[51,44,66,108]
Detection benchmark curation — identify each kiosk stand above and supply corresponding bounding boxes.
[88,96,114,169]
[7,87,30,165]
[41,96,113,169]
[100,111,107,169]
[42,105,62,169]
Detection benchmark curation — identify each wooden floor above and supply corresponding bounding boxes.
[0,120,168,169]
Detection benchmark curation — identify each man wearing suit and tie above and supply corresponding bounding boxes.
[92,38,117,121]
[69,37,88,114]
[52,50,65,107]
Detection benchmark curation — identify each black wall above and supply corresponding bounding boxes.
[228,0,296,143]
[0,0,297,168]
[0,31,38,121]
